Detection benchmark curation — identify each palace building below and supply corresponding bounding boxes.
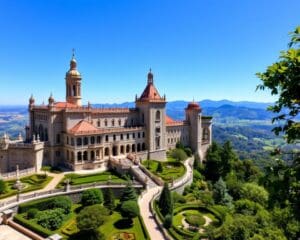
[0,54,212,172]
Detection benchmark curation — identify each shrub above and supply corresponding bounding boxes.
[171,148,188,161]
[48,196,72,214]
[81,188,103,206]
[120,200,140,219]
[27,208,39,219]
[240,183,269,206]
[159,183,173,216]
[156,162,163,173]
[0,179,7,194]
[176,141,185,149]
[172,191,186,204]
[163,214,173,228]
[184,147,192,157]
[185,214,205,227]
[77,204,108,232]
[36,208,65,230]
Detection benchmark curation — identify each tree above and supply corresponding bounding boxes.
[204,142,223,181]
[256,26,300,143]
[120,182,137,202]
[0,179,6,194]
[158,182,173,216]
[36,208,65,230]
[48,196,72,214]
[76,204,108,240]
[213,178,232,207]
[156,162,163,173]
[103,188,115,212]
[163,214,173,228]
[120,200,140,222]
[171,148,188,161]
[220,141,237,176]
[240,183,269,206]
[81,189,104,207]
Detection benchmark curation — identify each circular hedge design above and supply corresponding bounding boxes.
[184,212,205,227]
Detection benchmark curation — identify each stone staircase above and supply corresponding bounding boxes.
[130,165,157,188]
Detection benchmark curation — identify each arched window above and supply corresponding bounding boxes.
[118,119,122,126]
[90,151,95,161]
[104,119,108,127]
[97,120,100,127]
[155,110,160,121]
[90,136,95,144]
[72,85,76,96]
[203,128,209,141]
[104,147,109,156]
[112,119,115,126]
[84,137,88,145]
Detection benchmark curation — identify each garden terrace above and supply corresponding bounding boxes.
[0,174,53,199]
[142,160,186,183]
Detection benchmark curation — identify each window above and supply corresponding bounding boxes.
[156,127,160,134]
[155,110,160,121]
[120,134,123,140]
[56,134,60,144]
[105,119,108,127]
[97,120,100,127]
[84,137,88,145]
[203,128,209,141]
[142,113,144,123]
[138,132,140,138]
[127,133,129,139]
[118,119,122,126]
[77,152,82,161]
[142,132,145,138]
[77,138,82,146]
[71,138,74,146]
[105,135,109,142]
[132,133,135,138]
[91,136,95,144]
[112,119,115,126]
[113,135,116,141]
[97,136,101,144]
[83,151,88,161]
[66,136,69,145]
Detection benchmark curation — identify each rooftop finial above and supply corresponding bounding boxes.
[72,48,75,59]
[147,68,153,84]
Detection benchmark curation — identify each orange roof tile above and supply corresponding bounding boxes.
[165,115,186,126]
[54,102,78,108]
[69,120,99,134]
[139,83,164,101]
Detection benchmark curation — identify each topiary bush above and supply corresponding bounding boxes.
[120,200,140,219]
[163,214,173,228]
[185,213,205,227]
[0,179,7,194]
[27,208,39,219]
[36,208,65,230]
[81,188,104,206]
[48,196,72,214]
[171,148,188,161]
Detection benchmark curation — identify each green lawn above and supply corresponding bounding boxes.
[15,200,148,240]
[0,174,53,199]
[56,170,127,188]
[142,160,186,182]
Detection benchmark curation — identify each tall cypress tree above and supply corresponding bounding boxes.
[103,188,115,212]
[121,182,137,202]
[159,182,173,216]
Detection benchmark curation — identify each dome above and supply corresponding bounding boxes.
[187,101,201,111]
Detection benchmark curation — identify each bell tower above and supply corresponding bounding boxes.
[65,50,82,106]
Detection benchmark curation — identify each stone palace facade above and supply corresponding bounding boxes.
[0,54,212,172]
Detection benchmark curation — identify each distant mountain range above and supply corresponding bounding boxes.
[0,100,275,123]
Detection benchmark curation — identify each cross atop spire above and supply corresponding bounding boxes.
[72,48,75,59]
[147,68,153,84]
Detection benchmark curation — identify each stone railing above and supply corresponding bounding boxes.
[0,167,36,180]
[138,164,164,186]
[0,181,142,213]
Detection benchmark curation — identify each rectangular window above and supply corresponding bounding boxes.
[105,135,109,142]
[120,134,123,140]
[127,133,129,139]
[138,132,140,138]
[132,133,135,138]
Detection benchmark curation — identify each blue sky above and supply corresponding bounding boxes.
[0,0,299,105]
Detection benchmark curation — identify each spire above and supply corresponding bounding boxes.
[70,48,77,70]
[147,68,153,84]
[29,94,35,105]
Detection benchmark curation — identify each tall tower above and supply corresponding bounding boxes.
[65,51,82,106]
[136,69,167,161]
[185,101,202,158]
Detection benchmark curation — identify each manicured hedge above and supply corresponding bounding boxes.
[18,195,72,213]
[14,214,53,237]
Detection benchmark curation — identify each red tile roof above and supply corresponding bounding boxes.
[165,115,185,126]
[138,83,165,102]
[54,102,78,108]
[69,120,99,134]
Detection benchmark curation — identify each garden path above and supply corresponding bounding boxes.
[181,214,213,234]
